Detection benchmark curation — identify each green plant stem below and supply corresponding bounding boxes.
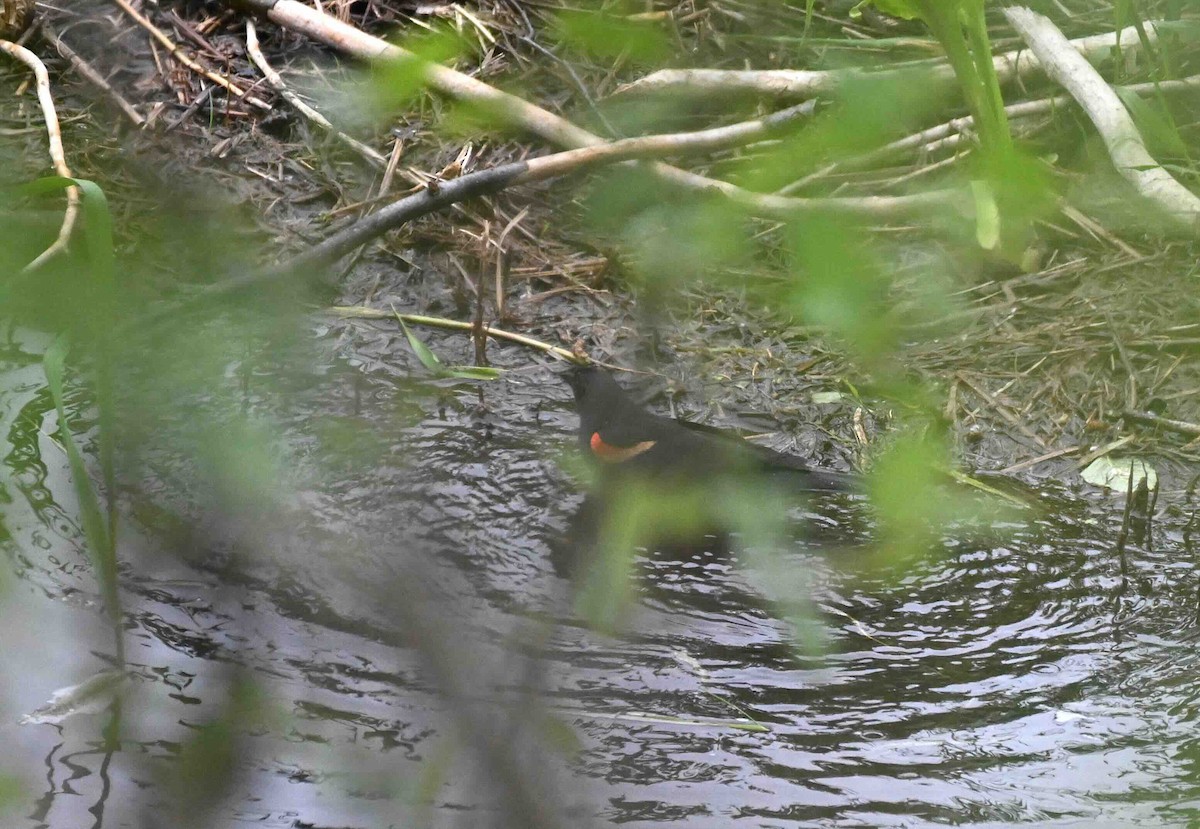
[962,0,1012,156]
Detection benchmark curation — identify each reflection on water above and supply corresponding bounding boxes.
[2,328,1200,828]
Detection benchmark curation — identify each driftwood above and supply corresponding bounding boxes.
[617,23,1161,100]
[1005,7,1200,231]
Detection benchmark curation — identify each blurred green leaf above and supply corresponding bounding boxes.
[43,336,116,602]
[168,677,270,819]
[1115,87,1189,159]
[0,775,21,812]
[362,28,469,115]
[867,430,950,560]
[971,179,1001,250]
[850,0,921,20]
[785,216,894,364]
[18,177,114,285]
[554,8,669,65]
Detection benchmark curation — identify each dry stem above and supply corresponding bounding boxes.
[0,37,79,271]
[111,0,271,110]
[245,20,385,165]
[618,22,1161,99]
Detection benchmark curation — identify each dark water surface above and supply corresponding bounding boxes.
[2,325,1200,828]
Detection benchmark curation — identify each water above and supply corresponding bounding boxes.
[1,325,1199,828]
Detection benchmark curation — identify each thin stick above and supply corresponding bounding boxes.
[996,445,1081,475]
[42,24,145,126]
[330,306,583,363]
[1075,434,1135,469]
[779,74,1200,194]
[955,372,1048,450]
[110,0,271,110]
[1122,409,1200,438]
[0,38,79,271]
[617,22,1161,98]
[245,20,384,165]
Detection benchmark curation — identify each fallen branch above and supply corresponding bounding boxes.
[1005,7,1200,230]
[617,22,1161,99]
[245,20,385,166]
[174,97,961,307]
[276,104,960,275]
[0,37,79,271]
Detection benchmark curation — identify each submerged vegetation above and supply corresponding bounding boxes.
[2,0,1200,825]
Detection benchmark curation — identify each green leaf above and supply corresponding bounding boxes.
[971,179,1001,250]
[554,9,669,65]
[43,337,116,601]
[1115,87,1189,159]
[397,315,445,373]
[850,0,922,21]
[440,365,502,380]
[394,313,500,381]
[20,176,115,285]
[1080,456,1158,493]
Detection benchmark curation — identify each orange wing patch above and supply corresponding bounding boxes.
[590,432,657,463]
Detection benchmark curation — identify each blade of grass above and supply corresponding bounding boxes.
[43,337,121,646]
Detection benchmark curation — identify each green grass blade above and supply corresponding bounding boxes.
[43,336,118,623]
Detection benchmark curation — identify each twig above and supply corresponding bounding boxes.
[995,445,1081,475]
[616,22,1161,99]
[778,74,1200,194]
[955,372,1048,450]
[245,20,384,165]
[1122,409,1200,438]
[1114,459,1136,566]
[0,37,79,271]
[330,306,583,363]
[1075,435,1136,469]
[42,23,144,126]
[110,0,271,110]
[1005,7,1200,230]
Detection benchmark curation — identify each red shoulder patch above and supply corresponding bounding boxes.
[590,432,657,463]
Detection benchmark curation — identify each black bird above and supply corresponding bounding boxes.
[561,364,853,491]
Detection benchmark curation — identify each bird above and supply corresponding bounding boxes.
[561,364,854,491]
[550,364,856,583]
